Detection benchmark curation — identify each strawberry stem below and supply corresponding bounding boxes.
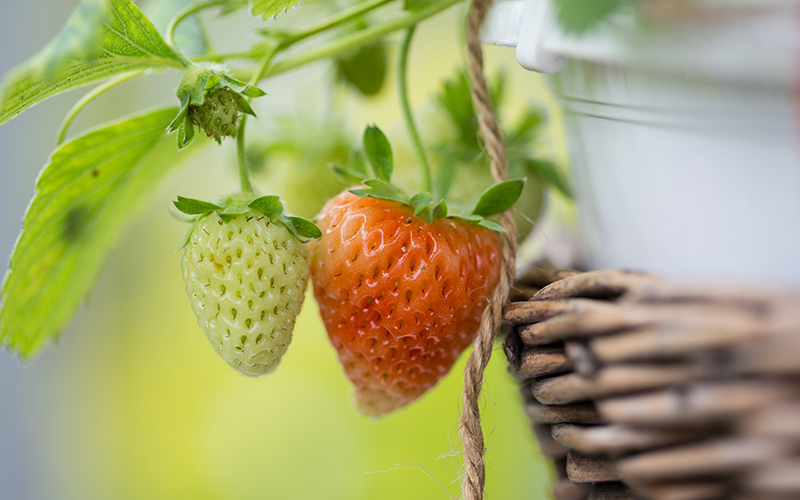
[236,119,254,194]
[237,49,281,195]
[398,26,432,193]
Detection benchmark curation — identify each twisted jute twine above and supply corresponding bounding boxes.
[459,0,517,499]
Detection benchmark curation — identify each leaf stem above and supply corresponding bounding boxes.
[263,0,464,78]
[166,0,229,49]
[398,26,431,193]
[289,0,394,41]
[56,70,146,145]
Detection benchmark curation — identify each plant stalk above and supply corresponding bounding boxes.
[56,70,146,145]
[398,26,432,193]
[236,47,282,195]
[264,0,464,78]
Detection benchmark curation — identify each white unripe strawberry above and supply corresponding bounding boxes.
[182,209,310,376]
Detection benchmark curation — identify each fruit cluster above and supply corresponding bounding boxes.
[177,126,521,416]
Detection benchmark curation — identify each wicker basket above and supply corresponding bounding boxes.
[503,267,800,500]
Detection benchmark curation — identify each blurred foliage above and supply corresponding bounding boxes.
[247,110,352,218]
[335,21,388,97]
[555,0,635,33]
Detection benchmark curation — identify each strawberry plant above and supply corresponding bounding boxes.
[0,0,569,409]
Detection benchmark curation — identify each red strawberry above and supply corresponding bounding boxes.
[310,190,502,416]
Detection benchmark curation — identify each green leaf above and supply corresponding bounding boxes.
[278,215,321,243]
[40,0,110,80]
[363,125,393,181]
[523,159,574,199]
[336,42,387,97]
[178,214,206,251]
[248,195,284,220]
[0,106,186,358]
[148,0,210,57]
[0,0,186,127]
[349,179,405,204]
[472,179,525,217]
[174,196,223,215]
[555,0,631,33]
[410,192,433,217]
[251,0,301,19]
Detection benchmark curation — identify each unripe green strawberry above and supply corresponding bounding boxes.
[188,86,244,142]
[182,209,310,376]
[169,64,265,148]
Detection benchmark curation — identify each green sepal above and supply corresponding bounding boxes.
[179,112,195,148]
[205,74,222,90]
[410,192,433,217]
[278,215,321,243]
[362,125,393,181]
[432,200,448,220]
[248,195,283,221]
[329,163,367,184]
[177,214,206,251]
[234,93,257,117]
[168,102,189,133]
[220,74,266,98]
[173,196,224,215]
[459,216,506,233]
[471,179,525,217]
[349,149,369,177]
[349,179,406,204]
[219,197,252,216]
[474,219,504,232]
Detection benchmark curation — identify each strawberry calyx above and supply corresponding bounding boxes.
[173,193,321,245]
[330,124,524,232]
[168,63,266,149]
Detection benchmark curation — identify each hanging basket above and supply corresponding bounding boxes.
[503,267,800,500]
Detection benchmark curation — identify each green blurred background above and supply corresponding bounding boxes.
[0,1,569,498]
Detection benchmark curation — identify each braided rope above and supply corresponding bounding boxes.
[459,0,517,499]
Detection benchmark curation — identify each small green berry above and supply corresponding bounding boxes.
[188,87,244,143]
